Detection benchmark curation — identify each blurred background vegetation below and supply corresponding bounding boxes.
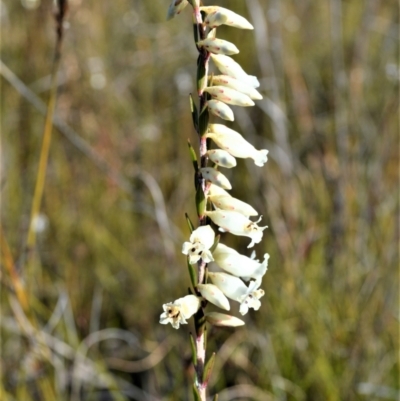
[1,0,399,400]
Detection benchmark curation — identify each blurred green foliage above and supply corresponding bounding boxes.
[1,0,398,400]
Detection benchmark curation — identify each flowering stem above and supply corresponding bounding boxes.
[162,2,268,399]
[192,6,210,400]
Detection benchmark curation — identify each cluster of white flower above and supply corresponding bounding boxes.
[160,1,269,330]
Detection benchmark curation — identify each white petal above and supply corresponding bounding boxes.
[238,283,265,315]
[182,241,192,255]
[212,75,262,100]
[213,243,239,256]
[207,183,232,198]
[209,195,258,216]
[200,6,254,30]
[208,272,248,301]
[207,149,237,168]
[200,167,232,190]
[201,249,214,263]
[166,0,189,20]
[197,38,239,55]
[182,241,204,264]
[189,225,215,250]
[197,284,230,311]
[204,86,254,107]
[205,312,245,327]
[207,100,234,121]
[205,210,267,248]
[179,294,201,319]
[210,54,260,88]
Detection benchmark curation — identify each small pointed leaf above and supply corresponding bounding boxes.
[192,384,202,401]
[209,234,220,253]
[197,55,207,95]
[203,352,216,384]
[187,259,197,289]
[185,213,195,233]
[199,106,209,137]
[189,94,199,132]
[189,333,197,366]
[187,140,199,172]
[195,185,206,218]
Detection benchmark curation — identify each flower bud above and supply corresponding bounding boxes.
[206,124,269,167]
[208,272,247,301]
[205,312,245,327]
[166,0,189,20]
[207,99,234,121]
[197,38,239,55]
[209,195,258,216]
[212,75,262,100]
[200,167,232,190]
[204,86,254,107]
[200,6,254,30]
[207,149,237,168]
[210,54,259,88]
[205,210,267,248]
[207,183,231,198]
[197,284,230,311]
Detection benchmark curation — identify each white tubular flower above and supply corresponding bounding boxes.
[160,295,201,329]
[213,242,239,256]
[207,100,234,121]
[207,149,237,168]
[205,312,245,327]
[206,124,269,167]
[209,195,258,216]
[208,273,264,315]
[210,54,259,88]
[212,75,263,100]
[213,245,269,280]
[197,284,230,311]
[166,0,188,20]
[208,183,231,197]
[197,38,239,56]
[205,211,267,248]
[204,86,254,107]
[239,280,265,315]
[200,6,254,30]
[182,225,215,264]
[200,167,232,190]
